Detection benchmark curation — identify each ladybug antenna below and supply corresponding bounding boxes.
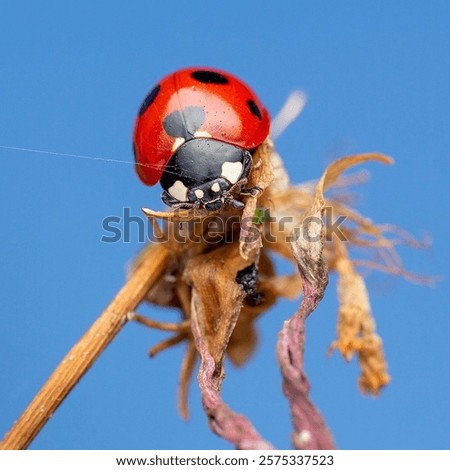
[270,90,307,141]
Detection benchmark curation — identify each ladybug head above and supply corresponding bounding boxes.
[160,138,253,212]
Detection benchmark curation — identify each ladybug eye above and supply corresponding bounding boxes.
[191,70,229,84]
[138,84,160,116]
[247,99,262,120]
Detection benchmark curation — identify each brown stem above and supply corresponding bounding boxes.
[148,333,187,357]
[131,313,190,332]
[0,244,170,450]
[178,341,197,420]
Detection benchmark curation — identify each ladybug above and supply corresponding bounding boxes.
[133,67,270,211]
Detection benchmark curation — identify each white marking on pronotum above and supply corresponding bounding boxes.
[168,180,188,201]
[172,137,185,152]
[221,161,242,184]
[211,182,221,192]
[194,189,204,199]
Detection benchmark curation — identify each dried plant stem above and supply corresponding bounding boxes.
[0,244,170,450]
[275,154,392,449]
[275,160,334,450]
[277,278,335,450]
[191,293,274,450]
[277,213,336,450]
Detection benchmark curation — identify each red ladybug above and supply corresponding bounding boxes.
[133,67,270,211]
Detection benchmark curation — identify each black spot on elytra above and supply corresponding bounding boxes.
[192,70,229,84]
[247,99,262,120]
[138,84,160,116]
[132,143,138,162]
[162,106,206,140]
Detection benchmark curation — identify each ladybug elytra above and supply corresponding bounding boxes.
[133,67,270,211]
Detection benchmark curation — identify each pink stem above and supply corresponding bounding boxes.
[276,237,336,449]
[192,316,274,450]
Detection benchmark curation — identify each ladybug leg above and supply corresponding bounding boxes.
[231,177,262,197]
[161,190,200,211]
[233,150,262,197]
[222,176,261,210]
[230,199,245,210]
[240,186,263,197]
[171,201,199,210]
[226,177,246,193]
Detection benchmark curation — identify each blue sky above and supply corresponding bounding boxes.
[1,1,449,450]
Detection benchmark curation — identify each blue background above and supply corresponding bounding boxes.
[1,1,449,450]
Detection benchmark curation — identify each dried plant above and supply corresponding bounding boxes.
[129,138,427,449]
[0,124,429,451]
